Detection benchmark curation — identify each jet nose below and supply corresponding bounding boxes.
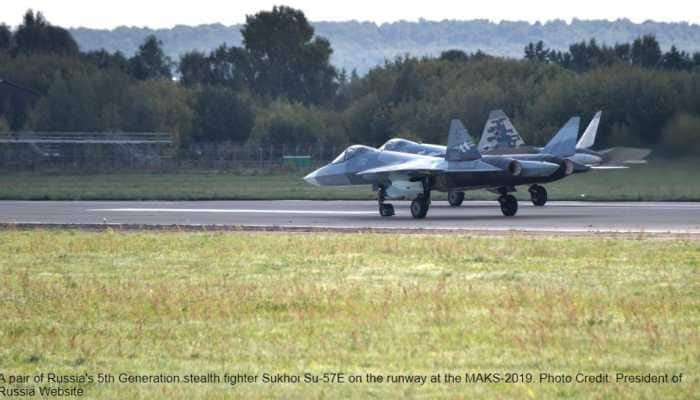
[303,169,320,186]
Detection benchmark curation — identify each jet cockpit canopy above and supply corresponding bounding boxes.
[331,145,377,164]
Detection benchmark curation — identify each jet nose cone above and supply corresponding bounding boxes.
[303,170,320,186]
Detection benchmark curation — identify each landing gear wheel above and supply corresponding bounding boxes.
[410,195,430,219]
[447,191,465,207]
[379,203,395,217]
[377,186,395,217]
[529,185,547,206]
[499,194,518,217]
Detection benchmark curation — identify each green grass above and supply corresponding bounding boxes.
[0,158,698,201]
[0,230,698,398]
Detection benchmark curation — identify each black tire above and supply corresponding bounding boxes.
[447,191,465,207]
[379,203,395,217]
[529,185,547,206]
[499,194,518,217]
[410,196,429,219]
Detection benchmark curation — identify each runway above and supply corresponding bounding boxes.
[1,200,699,235]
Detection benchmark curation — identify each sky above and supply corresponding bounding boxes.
[2,0,699,29]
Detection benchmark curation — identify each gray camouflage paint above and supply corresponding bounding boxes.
[478,110,526,153]
[304,121,561,198]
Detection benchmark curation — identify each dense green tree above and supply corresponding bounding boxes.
[660,113,700,155]
[566,39,620,72]
[0,24,11,53]
[13,10,79,56]
[126,80,194,144]
[631,35,661,68]
[128,35,172,80]
[662,46,693,71]
[241,6,337,104]
[178,45,251,89]
[614,43,631,64]
[208,45,250,89]
[34,75,99,131]
[524,41,549,62]
[178,51,211,86]
[191,86,253,143]
[548,50,572,68]
[390,58,422,102]
[0,80,39,130]
[0,54,96,94]
[0,53,93,129]
[250,99,346,146]
[82,49,129,72]
[440,49,468,62]
[344,93,393,145]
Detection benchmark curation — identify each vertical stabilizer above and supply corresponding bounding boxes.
[541,117,581,157]
[576,111,602,149]
[477,110,526,153]
[446,119,481,161]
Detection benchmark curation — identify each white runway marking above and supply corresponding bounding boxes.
[88,208,376,215]
[539,202,700,209]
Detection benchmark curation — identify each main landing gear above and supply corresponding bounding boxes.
[447,191,465,207]
[378,186,395,217]
[410,194,430,219]
[410,179,432,219]
[377,181,432,219]
[496,187,518,217]
[529,185,547,206]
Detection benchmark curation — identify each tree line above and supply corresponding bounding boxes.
[68,18,700,74]
[1,8,699,157]
[524,36,700,72]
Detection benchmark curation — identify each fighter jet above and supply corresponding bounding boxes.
[380,115,583,207]
[380,110,649,207]
[304,120,563,218]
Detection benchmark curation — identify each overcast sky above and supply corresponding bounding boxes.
[3,0,699,29]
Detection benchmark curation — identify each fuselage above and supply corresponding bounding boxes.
[304,145,561,199]
[378,139,582,188]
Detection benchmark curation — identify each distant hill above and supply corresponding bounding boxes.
[69,19,700,74]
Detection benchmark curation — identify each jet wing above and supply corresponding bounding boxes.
[599,147,651,165]
[357,158,501,178]
[356,158,445,177]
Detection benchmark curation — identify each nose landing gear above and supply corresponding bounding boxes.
[377,186,395,217]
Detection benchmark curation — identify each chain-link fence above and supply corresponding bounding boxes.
[0,132,344,171]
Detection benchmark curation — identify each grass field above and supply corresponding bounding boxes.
[0,158,698,201]
[0,230,698,398]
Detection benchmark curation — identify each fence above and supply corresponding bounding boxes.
[0,131,344,171]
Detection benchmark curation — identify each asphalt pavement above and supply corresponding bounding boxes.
[1,200,699,234]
